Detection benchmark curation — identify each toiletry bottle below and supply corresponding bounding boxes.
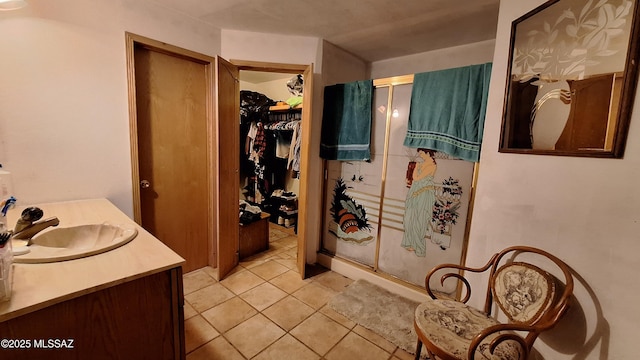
[0,234,12,302]
[0,165,14,232]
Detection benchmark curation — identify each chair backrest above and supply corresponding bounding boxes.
[493,262,556,324]
[486,247,573,332]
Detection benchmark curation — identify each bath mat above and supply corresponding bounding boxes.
[328,279,425,356]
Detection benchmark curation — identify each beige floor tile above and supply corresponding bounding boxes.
[261,246,287,258]
[268,241,289,252]
[225,314,286,358]
[250,260,289,280]
[353,325,397,353]
[183,269,217,295]
[253,334,320,360]
[312,271,354,292]
[394,347,418,360]
[201,296,258,333]
[269,234,288,243]
[186,336,245,360]
[262,295,315,331]
[184,315,220,354]
[268,249,286,258]
[276,236,298,249]
[268,252,292,261]
[220,269,265,295]
[283,247,297,257]
[269,228,289,242]
[289,312,349,356]
[227,265,247,277]
[239,282,288,311]
[292,282,337,310]
[269,270,309,293]
[246,251,276,262]
[184,300,198,320]
[239,257,269,269]
[201,266,218,279]
[181,261,419,359]
[273,258,298,271]
[325,332,391,360]
[274,224,297,236]
[185,283,235,313]
[318,305,356,329]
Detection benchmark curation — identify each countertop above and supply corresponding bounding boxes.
[0,198,185,322]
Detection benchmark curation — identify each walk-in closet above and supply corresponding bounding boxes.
[238,70,303,261]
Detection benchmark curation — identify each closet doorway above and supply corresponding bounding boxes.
[218,60,313,280]
[238,70,302,267]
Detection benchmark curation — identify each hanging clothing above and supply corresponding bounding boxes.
[289,121,302,175]
[320,80,373,161]
[251,122,267,161]
[246,121,258,155]
[274,131,292,159]
[404,63,492,162]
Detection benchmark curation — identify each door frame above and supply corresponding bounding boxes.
[125,32,218,268]
[231,60,313,278]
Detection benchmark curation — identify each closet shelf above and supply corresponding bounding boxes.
[269,103,302,111]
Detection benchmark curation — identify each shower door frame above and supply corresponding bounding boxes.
[319,74,480,297]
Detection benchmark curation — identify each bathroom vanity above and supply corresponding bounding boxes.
[0,199,186,360]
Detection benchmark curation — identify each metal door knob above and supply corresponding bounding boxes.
[140,180,151,189]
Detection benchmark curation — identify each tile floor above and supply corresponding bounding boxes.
[183,224,415,360]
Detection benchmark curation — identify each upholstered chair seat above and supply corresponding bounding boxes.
[415,299,523,359]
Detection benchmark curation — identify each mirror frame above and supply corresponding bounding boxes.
[499,0,640,158]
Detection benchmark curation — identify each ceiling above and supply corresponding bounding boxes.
[148,0,500,62]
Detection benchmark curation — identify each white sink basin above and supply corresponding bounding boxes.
[13,223,138,263]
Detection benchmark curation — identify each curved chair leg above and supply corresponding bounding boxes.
[415,339,422,360]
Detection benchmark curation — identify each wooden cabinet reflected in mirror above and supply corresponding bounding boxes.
[499,0,640,157]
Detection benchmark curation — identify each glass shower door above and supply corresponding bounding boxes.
[321,87,389,268]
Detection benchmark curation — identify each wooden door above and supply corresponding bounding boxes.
[133,44,210,273]
[215,57,240,280]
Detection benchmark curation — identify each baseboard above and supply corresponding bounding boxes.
[316,253,428,303]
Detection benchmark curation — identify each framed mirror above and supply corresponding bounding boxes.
[499,0,640,157]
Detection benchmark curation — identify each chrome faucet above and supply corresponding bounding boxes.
[12,207,60,244]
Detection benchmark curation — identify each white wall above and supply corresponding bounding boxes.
[468,1,640,359]
[321,40,368,86]
[221,29,320,66]
[0,0,221,217]
[369,39,496,79]
[240,78,293,103]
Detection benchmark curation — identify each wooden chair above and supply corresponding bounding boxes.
[414,246,573,359]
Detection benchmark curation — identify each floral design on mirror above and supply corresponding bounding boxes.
[500,0,640,157]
